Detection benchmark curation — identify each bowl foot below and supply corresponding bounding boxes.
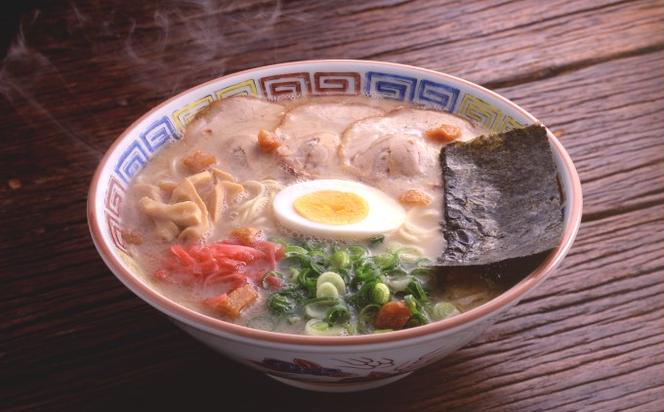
[267,372,412,392]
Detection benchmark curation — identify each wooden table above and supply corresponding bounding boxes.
[3,1,662,410]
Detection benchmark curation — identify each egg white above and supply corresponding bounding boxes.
[272,179,406,240]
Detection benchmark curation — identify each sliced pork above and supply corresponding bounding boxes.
[274,102,385,177]
[339,107,483,191]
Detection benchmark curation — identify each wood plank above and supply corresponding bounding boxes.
[1,0,661,151]
[86,0,664,86]
[367,0,663,86]
[3,52,660,283]
[496,51,664,218]
[4,205,661,411]
[1,1,659,208]
[4,3,662,348]
[1,1,662,411]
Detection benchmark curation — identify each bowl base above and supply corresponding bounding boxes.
[267,372,412,392]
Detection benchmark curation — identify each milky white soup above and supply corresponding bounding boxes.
[120,95,510,336]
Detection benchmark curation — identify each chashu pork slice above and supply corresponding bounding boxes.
[183,96,286,181]
[339,107,484,192]
[274,102,386,178]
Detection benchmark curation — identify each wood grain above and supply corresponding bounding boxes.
[4,206,661,411]
[1,0,662,411]
[2,0,661,151]
[496,51,664,219]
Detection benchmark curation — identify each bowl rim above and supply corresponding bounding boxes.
[88,59,583,346]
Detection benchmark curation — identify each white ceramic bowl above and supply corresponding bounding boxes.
[88,60,582,392]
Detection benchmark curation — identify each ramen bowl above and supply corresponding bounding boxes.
[88,60,582,392]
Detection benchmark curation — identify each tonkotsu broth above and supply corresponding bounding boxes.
[120,95,502,335]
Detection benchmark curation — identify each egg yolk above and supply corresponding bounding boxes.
[293,190,369,225]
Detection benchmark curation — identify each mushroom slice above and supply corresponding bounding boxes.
[206,180,225,222]
[138,197,202,227]
[221,181,245,203]
[153,220,180,241]
[133,183,162,201]
[186,170,213,188]
[170,179,210,241]
[211,167,236,182]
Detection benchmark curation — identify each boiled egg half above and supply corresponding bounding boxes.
[272,179,406,240]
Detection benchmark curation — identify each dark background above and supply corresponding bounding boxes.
[2,1,662,411]
[0,1,50,54]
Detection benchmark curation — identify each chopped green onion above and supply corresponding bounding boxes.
[370,283,390,305]
[410,266,435,289]
[353,278,380,306]
[267,288,305,315]
[296,270,317,296]
[316,282,340,299]
[303,297,338,319]
[287,315,302,325]
[410,266,433,278]
[406,279,428,302]
[406,312,429,327]
[403,293,430,328]
[367,235,385,246]
[414,257,432,267]
[348,245,368,259]
[373,252,398,270]
[384,269,411,292]
[304,239,325,252]
[330,250,350,269]
[266,239,443,336]
[309,255,327,274]
[325,304,351,324]
[285,245,309,256]
[304,319,347,336]
[305,303,332,319]
[358,304,381,333]
[432,302,460,320]
[404,294,418,314]
[316,271,346,295]
[355,261,380,282]
[395,246,421,263]
[287,267,300,281]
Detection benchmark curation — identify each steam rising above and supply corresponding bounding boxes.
[0,1,290,158]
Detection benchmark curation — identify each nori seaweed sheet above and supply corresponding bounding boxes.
[438,124,564,266]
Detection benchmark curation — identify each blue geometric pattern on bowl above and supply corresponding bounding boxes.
[114,140,149,184]
[139,116,178,153]
[415,79,460,112]
[105,66,527,252]
[364,72,460,112]
[364,71,418,101]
